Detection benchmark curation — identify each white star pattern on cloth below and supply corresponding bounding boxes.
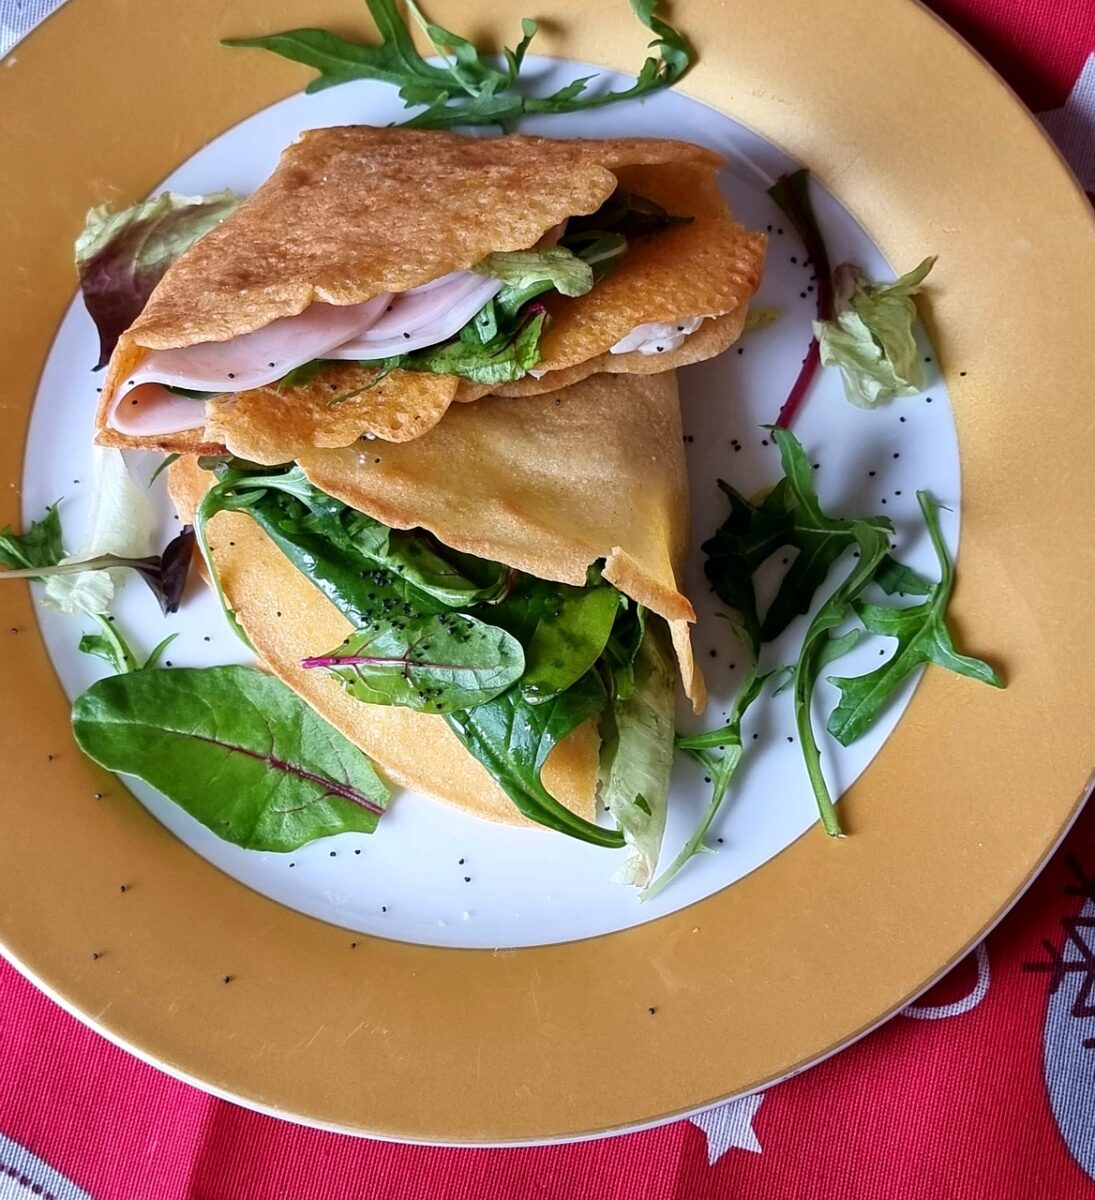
[690,1093,765,1163]
[1038,52,1095,192]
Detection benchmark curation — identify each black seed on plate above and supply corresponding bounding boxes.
[227,373,235,379]
[649,1006,657,1015]
[924,355,932,363]
[786,736,794,743]
[790,255,798,264]
[458,858,465,865]
[959,371,967,377]
[777,227,784,235]
[893,451,900,459]
[704,776,711,784]
[752,733,759,740]
[165,661,172,667]
[717,837,724,845]
[761,438,768,446]
[737,347,744,355]
[91,952,100,961]
[329,851,337,857]
[354,848,361,855]
[119,884,127,894]
[881,498,887,505]
[350,942,357,949]
[895,489,902,496]
[813,463,820,471]
[463,876,471,883]
[223,974,233,984]
[879,649,886,656]
[900,416,907,423]
[268,362,276,368]
[289,862,295,868]
[925,396,933,404]
[403,332,411,339]
[381,905,388,912]
[869,470,876,477]
[766,224,773,231]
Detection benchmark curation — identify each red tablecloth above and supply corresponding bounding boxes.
[1,2,1093,1197]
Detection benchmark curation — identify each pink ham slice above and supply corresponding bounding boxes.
[109,295,392,436]
[325,271,504,359]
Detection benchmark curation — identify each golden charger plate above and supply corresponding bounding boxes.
[1,0,1093,1140]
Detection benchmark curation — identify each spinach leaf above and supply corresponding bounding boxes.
[303,611,525,713]
[703,427,892,649]
[225,0,694,129]
[519,584,621,704]
[445,671,622,847]
[0,504,64,572]
[826,492,1003,746]
[598,624,676,887]
[792,521,891,836]
[72,665,389,849]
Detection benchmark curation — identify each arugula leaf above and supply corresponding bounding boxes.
[445,671,622,848]
[816,257,936,408]
[76,191,239,367]
[703,428,892,649]
[73,665,389,849]
[0,505,64,572]
[598,624,676,887]
[792,521,891,836]
[874,554,932,598]
[303,611,525,713]
[79,613,139,675]
[224,0,693,128]
[826,492,1002,745]
[370,305,548,385]
[644,663,770,900]
[475,247,593,298]
[519,584,621,704]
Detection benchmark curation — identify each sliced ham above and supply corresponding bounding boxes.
[324,272,504,360]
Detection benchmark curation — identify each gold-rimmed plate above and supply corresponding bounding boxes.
[0,0,1091,1141]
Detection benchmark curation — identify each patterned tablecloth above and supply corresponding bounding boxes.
[1,0,1093,1196]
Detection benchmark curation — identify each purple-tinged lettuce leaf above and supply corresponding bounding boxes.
[75,190,239,367]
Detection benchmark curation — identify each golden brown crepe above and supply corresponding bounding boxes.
[168,371,704,828]
[98,127,765,463]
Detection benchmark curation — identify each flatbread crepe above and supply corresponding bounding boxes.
[169,371,703,828]
[99,126,765,464]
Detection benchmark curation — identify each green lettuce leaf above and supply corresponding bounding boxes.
[0,505,64,571]
[76,190,240,367]
[598,623,676,888]
[475,247,594,298]
[814,256,936,409]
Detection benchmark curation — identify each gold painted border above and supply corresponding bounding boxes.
[0,0,1092,1141]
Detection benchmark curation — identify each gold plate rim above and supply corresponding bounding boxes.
[0,0,1092,1142]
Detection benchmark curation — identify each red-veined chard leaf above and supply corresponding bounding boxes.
[72,665,389,850]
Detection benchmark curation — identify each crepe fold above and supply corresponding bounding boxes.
[97,126,765,463]
[168,371,704,828]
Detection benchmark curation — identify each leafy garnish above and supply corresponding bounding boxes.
[644,663,770,899]
[744,307,781,333]
[75,191,239,367]
[826,492,1002,745]
[364,304,548,385]
[815,257,936,408]
[0,504,64,572]
[72,665,389,849]
[79,614,139,676]
[445,671,622,848]
[475,247,594,298]
[519,584,621,704]
[792,522,890,836]
[598,624,676,887]
[303,611,525,712]
[224,0,694,129]
[703,427,892,650]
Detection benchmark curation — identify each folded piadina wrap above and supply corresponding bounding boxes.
[169,370,703,844]
[101,126,766,465]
